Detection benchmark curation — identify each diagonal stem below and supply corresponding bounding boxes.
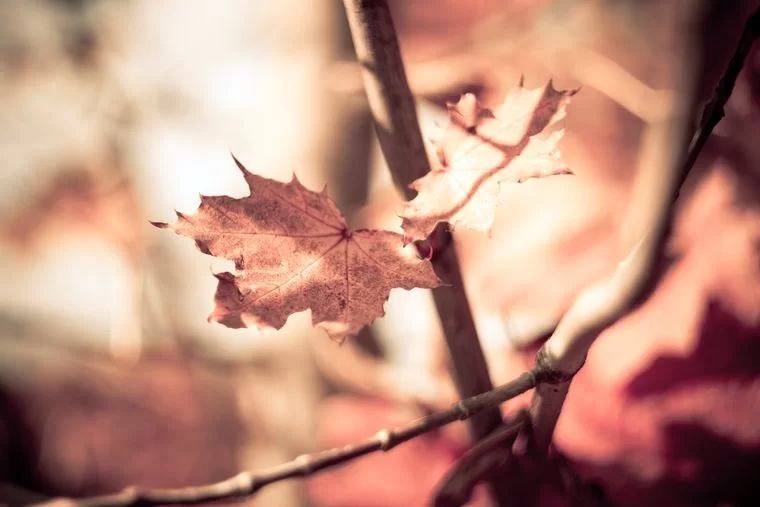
[676,4,760,196]
[31,371,538,507]
[341,0,430,196]
[341,0,512,503]
[530,1,759,456]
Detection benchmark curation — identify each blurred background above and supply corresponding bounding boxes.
[0,1,759,506]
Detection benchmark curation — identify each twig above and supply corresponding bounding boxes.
[32,371,538,507]
[342,0,430,196]
[556,48,676,123]
[677,5,760,195]
[427,227,507,440]
[342,0,502,439]
[530,7,703,454]
[433,410,529,507]
[341,1,512,503]
[529,1,760,455]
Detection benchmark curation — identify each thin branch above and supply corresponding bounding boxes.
[556,48,676,123]
[32,371,538,507]
[341,1,513,504]
[530,9,703,453]
[677,4,760,195]
[342,0,430,196]
[433,410,529,507]
[529,1,760,455]
[428,227,507,441]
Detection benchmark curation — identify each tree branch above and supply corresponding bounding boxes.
[32,371,538,507]
[342,0,430,196]
[529,9,703,455]
[677,4,760,195]
[341,1,513,503]
[529,1,760,455]
[433,410,529,507]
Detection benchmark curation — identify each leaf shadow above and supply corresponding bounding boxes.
[654,422,760,505]
[574,422,760,507]
[625,299,760,398]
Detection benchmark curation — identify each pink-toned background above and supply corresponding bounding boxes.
[1,1,758,506]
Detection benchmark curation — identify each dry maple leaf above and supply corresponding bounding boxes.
[400,79,578,242]
[153,156,441,340]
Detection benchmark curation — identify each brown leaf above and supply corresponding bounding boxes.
[400,79,577,241]
[154,156,441,340]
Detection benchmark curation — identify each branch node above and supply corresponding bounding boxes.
[534,347,581,384]
[234,472,254,493]
[375,429,392,450]
[454,400,472,420]
[294,454,314,475]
